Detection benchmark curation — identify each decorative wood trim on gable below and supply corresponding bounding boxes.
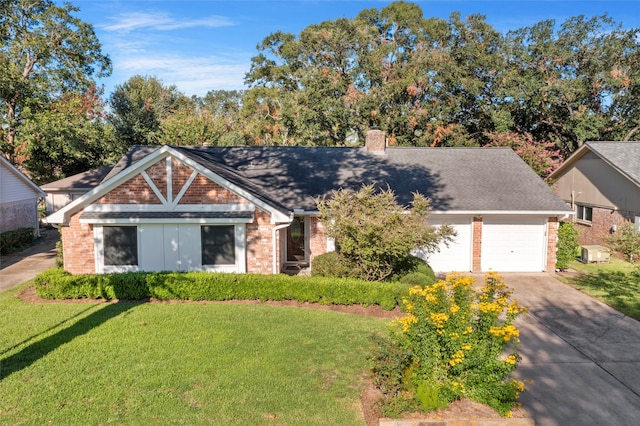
[46,146,292,226]
[94,157,247,211]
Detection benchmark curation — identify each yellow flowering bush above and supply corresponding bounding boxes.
[370,272,527,416]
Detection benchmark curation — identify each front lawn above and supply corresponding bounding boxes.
[561,259,640,321]
[0,282,389,425]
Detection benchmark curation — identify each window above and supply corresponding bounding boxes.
[576,205,593,222]
[201,225,235,265]
[104,226,138,266]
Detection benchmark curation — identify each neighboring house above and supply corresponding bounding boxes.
[45,130,572,275]
[41,165,114,214]
[0,156,46,237]
[549,141,640,246]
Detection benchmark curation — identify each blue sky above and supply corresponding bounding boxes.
[64,1,640,98]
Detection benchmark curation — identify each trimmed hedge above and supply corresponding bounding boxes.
[0,227,35,255]
[34,269,412,310]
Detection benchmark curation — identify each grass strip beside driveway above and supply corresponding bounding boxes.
[0,282,388,425]
[561,259,640,321]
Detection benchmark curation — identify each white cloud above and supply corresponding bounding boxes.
[114,55,249,95]
[102,11,235,33]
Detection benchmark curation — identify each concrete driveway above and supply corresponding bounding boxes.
[501,273,640,426]
[0,228,59,291]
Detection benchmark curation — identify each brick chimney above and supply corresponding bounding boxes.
[366,127,386,154]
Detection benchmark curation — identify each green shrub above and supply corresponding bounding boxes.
[399,272,436,286]
[316,184,454,281]
[605,221,640,263]
[311,251,354,278]
[33,269,411,310]
[0,227,35,255]
[370,272,527,416]
[556,222,580,270]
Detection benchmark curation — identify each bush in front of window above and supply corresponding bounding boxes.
[33,269,411,310]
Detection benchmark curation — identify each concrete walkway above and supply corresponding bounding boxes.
[0,228,59,291]
[501,273,640,426]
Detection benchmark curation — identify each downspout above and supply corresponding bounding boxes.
[272,222,292,274]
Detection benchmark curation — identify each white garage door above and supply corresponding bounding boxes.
[481,217,546,272]
[417,216,472,272]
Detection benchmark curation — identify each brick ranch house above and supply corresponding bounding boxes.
[549,141,640,246]
[45,130,572,275]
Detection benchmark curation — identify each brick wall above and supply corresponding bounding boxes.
[62,211,95,274]
[96,174,161,204]
[172,159,194,198]
[179,175,247,205]
[246,209,276,274]
[576,207,630,246]
[472,216,482,272]
[309,216,328,264]
[145,160,168,199]
[546,217,559,271]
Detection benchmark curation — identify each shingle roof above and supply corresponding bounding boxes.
[41,165,114,191]
[108,145,570,214]
[584,142,640,188]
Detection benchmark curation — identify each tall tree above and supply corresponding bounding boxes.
[503,15,640,154]
[0,0,111,164]
[108,75,192,155]
[20,86,115,184]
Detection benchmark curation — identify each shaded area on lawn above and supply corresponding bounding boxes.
[0,301,143,380]
[568,270,640,321]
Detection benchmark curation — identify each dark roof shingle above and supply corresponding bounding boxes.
[107,145,569,213]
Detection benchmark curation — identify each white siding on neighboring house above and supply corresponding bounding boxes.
[0,158,44,235]
[416,216,473,272]
[1,163,37,203]
[481,216,547,272]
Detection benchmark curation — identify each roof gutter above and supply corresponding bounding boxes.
[429,210,573,216]
[272,221,292,274]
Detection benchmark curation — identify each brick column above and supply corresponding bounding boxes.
[546,217,559,272]
[63,211,96,274]
[472,216,482,272]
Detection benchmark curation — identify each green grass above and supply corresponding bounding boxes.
[561,258,640,321]
[0,282,389,425]
[568,257,637,275]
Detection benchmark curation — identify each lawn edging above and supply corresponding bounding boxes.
[379,418,534,426]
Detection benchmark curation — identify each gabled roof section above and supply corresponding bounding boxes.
[44,146,291,225]
[40,165,114,191]
[549,141,640,189]
[0,156,45,198]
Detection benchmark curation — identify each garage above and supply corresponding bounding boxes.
[418,216,472,272]
[481,216,547,272]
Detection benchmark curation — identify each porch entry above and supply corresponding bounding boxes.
[285,216,309,264]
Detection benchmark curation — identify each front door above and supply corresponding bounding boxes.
[286,216,308,264]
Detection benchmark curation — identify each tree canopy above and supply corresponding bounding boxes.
[0,0,111,169]
[243,2,640,155]
[4,0,640,184]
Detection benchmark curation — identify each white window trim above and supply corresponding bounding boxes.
[95,223,246,274]
[199,224,246,273]
[95,226,141,274]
